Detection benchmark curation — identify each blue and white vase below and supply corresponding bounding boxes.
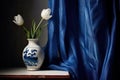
[22,39,44,70]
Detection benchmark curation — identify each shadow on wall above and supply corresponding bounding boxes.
[0,0,48,68]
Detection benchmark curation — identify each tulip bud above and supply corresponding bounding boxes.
[13,14,24,26]
[41,8,52,20]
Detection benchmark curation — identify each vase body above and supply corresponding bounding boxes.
[22,39,44,70]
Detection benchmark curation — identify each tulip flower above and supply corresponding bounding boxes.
[13,14,24,26]
[41,8,52,20]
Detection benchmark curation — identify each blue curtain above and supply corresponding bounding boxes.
[42,0,120,80]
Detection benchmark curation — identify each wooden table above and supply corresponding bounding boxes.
[0,68,70,80]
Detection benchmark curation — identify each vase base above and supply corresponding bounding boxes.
[27,68,39,71]
[26,66,40,71]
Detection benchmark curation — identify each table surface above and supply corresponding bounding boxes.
[0,68,70,79]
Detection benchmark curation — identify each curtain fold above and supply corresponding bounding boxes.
[43,0,119,80]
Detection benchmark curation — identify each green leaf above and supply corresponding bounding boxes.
[32,19,36,32]
[31,20,37,38]
[23,26,30,38]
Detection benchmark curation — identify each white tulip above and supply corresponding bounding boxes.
[41,8,52,20]
[13,14,24,26]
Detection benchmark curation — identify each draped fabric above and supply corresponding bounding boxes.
[42,0,119,80]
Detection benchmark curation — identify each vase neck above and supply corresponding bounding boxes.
[27,39,39,46]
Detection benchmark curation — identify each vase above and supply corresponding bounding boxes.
[22,39,44,70]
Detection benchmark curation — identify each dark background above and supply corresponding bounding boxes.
[0,0,48,68]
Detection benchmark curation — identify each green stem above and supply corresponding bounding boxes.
[23,26,28,32]
[35,18,43,33]
[23,26,30,38]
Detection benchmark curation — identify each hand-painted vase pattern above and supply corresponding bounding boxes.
[22,39,44,70]
[23,48,38,66]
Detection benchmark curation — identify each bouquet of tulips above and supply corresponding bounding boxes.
[13,8,52,39]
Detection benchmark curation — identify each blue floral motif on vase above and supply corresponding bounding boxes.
[23,48,38,66]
